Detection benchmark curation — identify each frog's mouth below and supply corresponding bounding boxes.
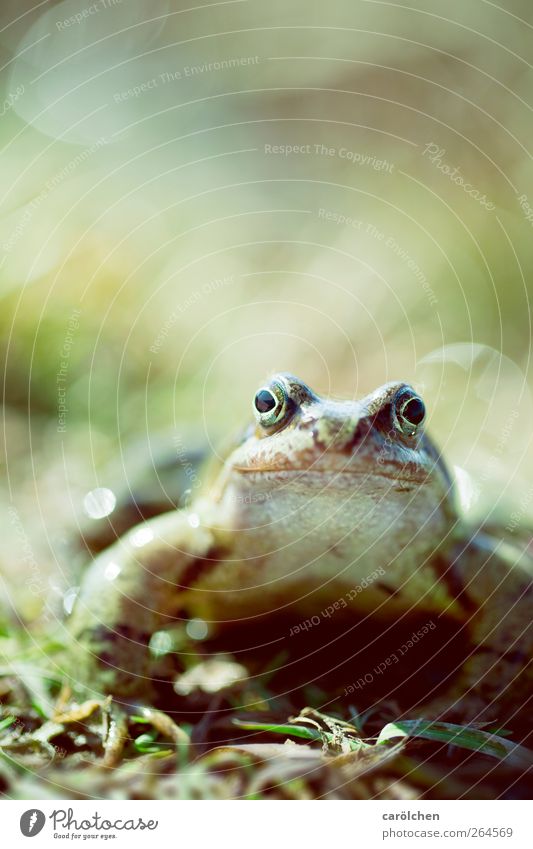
[232,464,430,486]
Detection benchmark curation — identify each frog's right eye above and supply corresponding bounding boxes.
[392,387,426,437]
[253,380,291,428]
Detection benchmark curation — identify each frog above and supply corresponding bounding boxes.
[67,373,533,733]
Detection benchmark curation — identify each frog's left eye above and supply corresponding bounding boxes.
[393,389,426,436]
[253,380,291,428]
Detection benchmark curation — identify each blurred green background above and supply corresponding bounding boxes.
[1,0,533,619]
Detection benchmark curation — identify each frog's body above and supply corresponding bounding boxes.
[68,375,533,730]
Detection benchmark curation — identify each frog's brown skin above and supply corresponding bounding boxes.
[68,374,533,728]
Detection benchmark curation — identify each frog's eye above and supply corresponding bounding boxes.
[253,380,291,428]
[393,389,426,436]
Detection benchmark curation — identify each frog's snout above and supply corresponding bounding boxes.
[301,404,367,456]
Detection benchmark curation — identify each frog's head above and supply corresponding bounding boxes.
[229,373,453,492]
[218,372,455,544]
[211,374,458,611]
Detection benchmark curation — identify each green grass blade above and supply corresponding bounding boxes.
[376,720,533,767]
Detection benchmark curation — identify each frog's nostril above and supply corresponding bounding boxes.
[351,428,362,451]
[342,421,366,454]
